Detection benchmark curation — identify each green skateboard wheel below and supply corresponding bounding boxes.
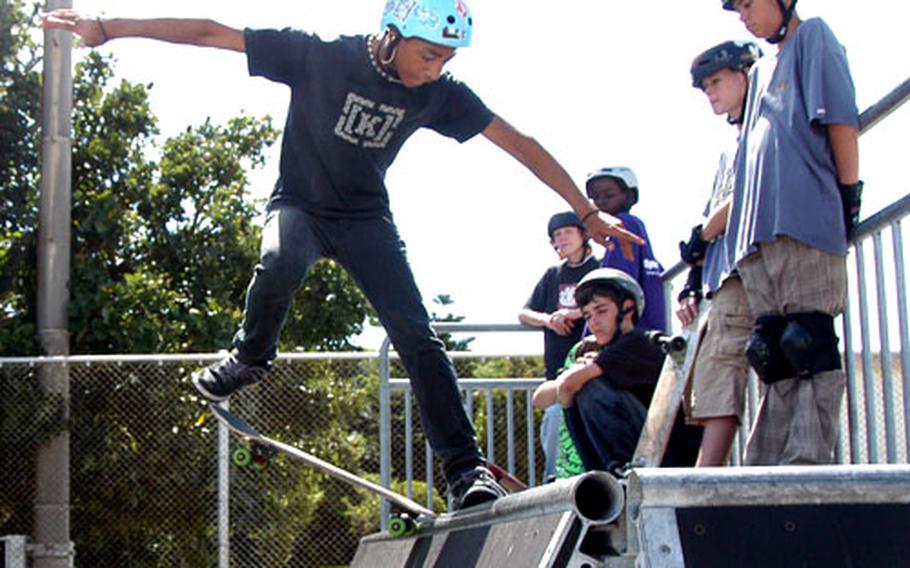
[388,515,416,537]
[232,447,252,467]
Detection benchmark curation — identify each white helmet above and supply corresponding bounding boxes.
[585,166,639,211]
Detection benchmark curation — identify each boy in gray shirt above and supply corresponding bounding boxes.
[723,0,862,465]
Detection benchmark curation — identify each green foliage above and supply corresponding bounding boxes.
[1,0,378,564]
[429,293,474,352]
[226,360,385,566]
[68,363,215,566]
[342,475,445,536]
[0,0,41,354]
[0,366,67,532]
[1,5,374,357]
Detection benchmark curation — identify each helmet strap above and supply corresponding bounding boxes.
[767,0,797,44]
[727,69,752,125]
[609,305,635,345]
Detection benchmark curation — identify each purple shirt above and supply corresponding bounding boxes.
[601,212,667,332]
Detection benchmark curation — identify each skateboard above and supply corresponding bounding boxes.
[485,460,528,493]
[209,404,436,537]
[630,324,706,468]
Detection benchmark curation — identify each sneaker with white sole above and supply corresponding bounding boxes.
[191,353,269,402]
[448,465,507,511]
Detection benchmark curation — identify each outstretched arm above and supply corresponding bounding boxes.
[41,10,244,52]
[482,115,644,260]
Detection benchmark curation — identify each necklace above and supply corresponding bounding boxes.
[367,35,402,84]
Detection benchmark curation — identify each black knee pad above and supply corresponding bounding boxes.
[779,312,842,378]
[745,315,797,384]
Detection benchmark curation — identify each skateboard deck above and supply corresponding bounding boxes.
[631,323,706,468]
[210,404,436,534]
[485,460,528,493]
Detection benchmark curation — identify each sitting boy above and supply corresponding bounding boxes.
[533,268,664,473]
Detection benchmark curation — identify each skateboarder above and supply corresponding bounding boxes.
[677,40,761,466]
[42,0,643,508]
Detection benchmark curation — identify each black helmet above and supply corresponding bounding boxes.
[722,0,797,45]
[690,40,762,89]
[575,268,645,319]
[547,211,585,239]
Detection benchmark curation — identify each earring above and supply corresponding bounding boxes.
[381,40,398,66]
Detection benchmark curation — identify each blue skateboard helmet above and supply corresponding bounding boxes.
[381,0,473,48]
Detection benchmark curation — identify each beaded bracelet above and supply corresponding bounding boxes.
[97,17,109,42]
[581,209,599,224]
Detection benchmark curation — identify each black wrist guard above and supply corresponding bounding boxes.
[679,224,709,265]
[677,266,704,304]
[839,180,863,237]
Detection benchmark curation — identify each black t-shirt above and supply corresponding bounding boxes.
[524,256,600,379]
[244,29,494,218]
[593,329,665,409]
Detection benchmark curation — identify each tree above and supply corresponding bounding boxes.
[0,21,374,356]
[429,293,474,352]
[1,2,380,564]
[0,0,42,354]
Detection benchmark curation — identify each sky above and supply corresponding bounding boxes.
[58,0,909,352]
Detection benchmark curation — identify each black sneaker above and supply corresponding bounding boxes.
[449,465,507,511]
[191,352,269,402]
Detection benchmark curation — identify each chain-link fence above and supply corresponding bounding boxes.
[2,345,907,566]
[0,352,546,567]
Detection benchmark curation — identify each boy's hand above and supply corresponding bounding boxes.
[583,211,644,261]
[676,296,699,327]
[546,308,580,336]
[41,10,108,47]
[556,355,602,407]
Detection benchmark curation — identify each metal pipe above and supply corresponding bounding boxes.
[378,337,392,528]
[34,2,73,565]
[525,389,537,487]
[857,76,910,133]
[404,390,413,498]
[217,402,230,568]
[872,232,897,462]
[506,388,515,473]
[627,465,910,509]
[485,386,495,463]
[842,291,862,463]
[423,471,625,534]
[855,244,879,462]
[893,220,910,459]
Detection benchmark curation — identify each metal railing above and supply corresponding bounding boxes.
[377,324,542,524]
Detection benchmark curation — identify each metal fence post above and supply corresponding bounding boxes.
[217,401,230,568]
[379,338,393,529]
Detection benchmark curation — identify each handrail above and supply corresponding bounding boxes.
[857,77,910,134]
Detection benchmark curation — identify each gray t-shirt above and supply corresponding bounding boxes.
[729,18,858,262]
[702,135,739,294]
